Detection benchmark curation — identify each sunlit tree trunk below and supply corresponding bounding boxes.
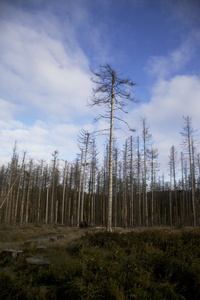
[61,161,67,225]
[129,136,134,227]
[114,148,118,227]
[169,161,173,227]
[149,147,158,226]
[181,152,185,222]
[77,152,83,226]
[106,71,115,232]
[181,116,196,227]
[20,163,26,226]
[14,152,26,225]
[80,132,90,222]
[123,140,128,228]
[37,160,43,225]
[25,160,33,226]
[137,136,141,227]
[45,173,50,224]
[142,118,150,227]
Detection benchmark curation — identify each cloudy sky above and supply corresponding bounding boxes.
[0,0,200,176]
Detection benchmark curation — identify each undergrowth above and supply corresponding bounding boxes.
[1,229,200,299]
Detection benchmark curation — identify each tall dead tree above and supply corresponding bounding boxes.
[25,159,33,225]
[113,146,119,227]
[37,160,43,225]
[141,117,152,227]
[90,138,98,226]
[168,146,178,223]
[123,140,128,228]
[77,151,83,227]
[61,160,67,225]
[50,150,59,224]
[5,142,18,223]
[180,116,197,227]
[78,129,91,223]
[147,147,159,226]
[129,136,134,227]
[14,151,26,225]
[136,136,142,226]
[89,64,136,232]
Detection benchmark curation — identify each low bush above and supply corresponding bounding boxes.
[1,228,200,299]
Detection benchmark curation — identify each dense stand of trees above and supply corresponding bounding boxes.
[0,63,199,229]
[0,115,199,228]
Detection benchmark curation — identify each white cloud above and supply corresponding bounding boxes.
[145,31,200,79]
[0,2,98,165]
[0,2,92,123]
[127,75,200,178]
[0,120,85,164]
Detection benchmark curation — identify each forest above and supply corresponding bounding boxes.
[0,65,199,230]
[0,115,199,229]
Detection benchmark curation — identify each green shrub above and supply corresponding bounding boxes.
[1,229,200,299]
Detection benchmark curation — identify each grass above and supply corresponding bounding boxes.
[0,226,200,299]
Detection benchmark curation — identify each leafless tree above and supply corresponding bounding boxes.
[141,117,152,227]
[89,64,136,231]
[180,116,197,227]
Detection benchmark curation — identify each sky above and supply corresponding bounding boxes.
[0,0,200,178]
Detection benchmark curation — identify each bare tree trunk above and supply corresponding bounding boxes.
[137,137,141,227]
[77,152,83,227]
[107,71,115,232]
[25,160,33,226]
[114,148,118,227]
[151,155,154,226]
[62,161,67,225]
[20,163,26,226]
[181,152,185,223]
[14,152,26,225]
[169,163,173,227]
[142,119,148,227]
[51,151,58,224]
[45,175,50,224]
[181,116,196,227]
[123,140,128,228]
[37,160,43,225]
[81,133,90,222]
[130,136,134,227]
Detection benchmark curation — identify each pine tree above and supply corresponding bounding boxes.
[90,64,136,231]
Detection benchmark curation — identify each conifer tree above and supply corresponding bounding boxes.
[90,64,136,231]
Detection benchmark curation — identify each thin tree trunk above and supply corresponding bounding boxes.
[123,140,128,228]
[81,134,89,222]
[37,160,43,225]
[14,152,26,225]
[130,136,134,227]
[107,71,115,232]
[25,160,33,226]
[137,137,141,227]
[77,152,83,226]
[62,161,67,225]
[45,176,50,224]
[20,163,26,226]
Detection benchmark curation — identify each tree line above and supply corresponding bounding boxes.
[0,65,199,229]
[0,115,199,228]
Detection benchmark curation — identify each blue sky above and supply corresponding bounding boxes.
[0,0,200,177]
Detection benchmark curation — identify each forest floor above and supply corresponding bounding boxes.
[0,225,200,299]
[0,224,183,252]
[0,224,85,252]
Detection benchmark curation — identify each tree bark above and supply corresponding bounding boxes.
[106,71,115,232]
